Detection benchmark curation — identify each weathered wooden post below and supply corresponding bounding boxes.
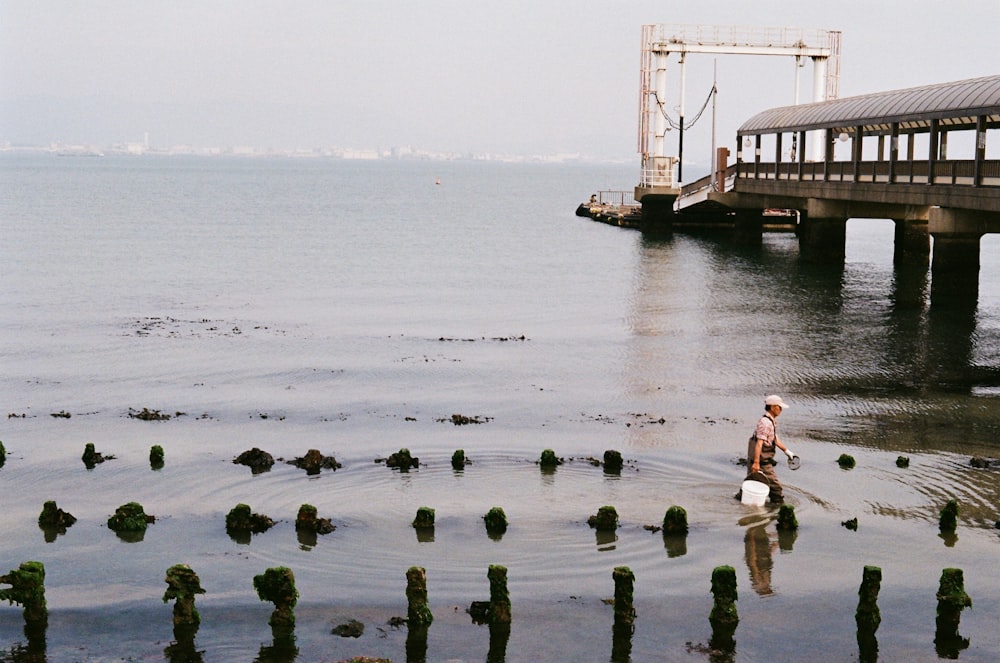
[225,503,274,544]
[603,449,623,474]
[708,565,738,654]
[934,568,972,657]
[484,507,508,539]
[149,444,165,470]
[38,500,76,541]
[588,506,619,532]
[295,503,335,546]
[939,499,959,533]
[837,453,856,469]
[0,439,6,468]
[0,561,47,630]
[253,566,298,629]
[451,449,467,470]
[539,448,561,470]
[107,501,155,542]
[611,566,635,662]
[776,504,798,531]
[856,565,882,663]
[406,566,433,626]
[487,564,511,624]
[163,564,206,628]
[412,506,435,530]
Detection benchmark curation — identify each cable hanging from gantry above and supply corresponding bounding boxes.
[653,84,717,131]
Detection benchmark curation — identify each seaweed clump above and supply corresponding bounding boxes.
[837,453,857,469]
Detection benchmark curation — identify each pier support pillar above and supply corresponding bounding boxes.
[639,198,674,236]
[800,200,847,263]
[732,211,763,245]
[929,208,988,307]
[892,219,930,268]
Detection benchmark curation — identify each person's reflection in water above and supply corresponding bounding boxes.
[744,522,776,596]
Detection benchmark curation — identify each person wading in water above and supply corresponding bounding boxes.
[745,395,797,504]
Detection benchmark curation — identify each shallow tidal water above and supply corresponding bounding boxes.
[1,155,999,661]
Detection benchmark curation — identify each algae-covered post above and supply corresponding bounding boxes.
[107,502,155,542]
[487,564,511,624]
[588,505,619,532]
[662,505,688,535]
[0,561,47,629]
[709,565,739,628]
[483,507,508,538]
[82,442,109,469]
[38,500,77,540]
[838,453,856,469]
[149,445,165,469]
[163,564,206,628]
[225,503,275,543]
[295,504,335,534]
[539,448,561,469]
[603,449,623,474]
[406,566,433,626]
[386,448,419,471]
[0,439,6,468]
[451,449,467,470]
[935,567,972,657]
[412,506,435,530]
[856,565,882,662]
[253,566,298,629]
[776,504,798,531]
[612,566,636,626]
[939,499,959,533]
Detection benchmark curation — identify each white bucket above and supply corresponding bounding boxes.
[740,479,770,506]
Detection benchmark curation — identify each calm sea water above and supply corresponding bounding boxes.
[1,154,999,661]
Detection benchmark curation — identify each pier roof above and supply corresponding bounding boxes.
[738,75,1000,136]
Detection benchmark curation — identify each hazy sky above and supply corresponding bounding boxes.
[2,1,998,166]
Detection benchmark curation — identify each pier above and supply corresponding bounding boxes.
[580,24,1000,307]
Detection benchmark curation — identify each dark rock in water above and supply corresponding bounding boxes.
[331,619,365,637]
[385,448,419,471]
[287,449,342,475]
[233,447,275,474]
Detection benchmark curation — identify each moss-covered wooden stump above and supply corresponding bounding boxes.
[412,506,435,530]
[0,561,47,628]
[254,566,298,628]
[487,564,511,625]
[287,449,342,475]
[163,564,206,627]
[539,448,562,469]
[856,565,882,632]
[149,445,165,469]
[484,507,508,537]
[709,565,739,628]
[612,566,635,626]
[603,449,623,474]
[588,505,619,532]
[451,449,468,470]
[896,455,910,468]
[386,448,419,471]
[295,504,335,535]
[935,567,972,657]
[233,447,275,474]
[776,504,798,531]
[225,503,275,542]
[38,500,77,539]
[406,566,433,626]
[0,439,6,468]
[939,499,959,533]
[662,505,688,535]
[107,502,155,541]
[82,442,112,469]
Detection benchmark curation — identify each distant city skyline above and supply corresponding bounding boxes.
[3,1,998,174]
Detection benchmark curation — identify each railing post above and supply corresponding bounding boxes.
[974,115,986,187]
[928,119,939,185]
[888,122,899,184]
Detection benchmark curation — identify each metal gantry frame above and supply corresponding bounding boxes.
[637,24,842,191]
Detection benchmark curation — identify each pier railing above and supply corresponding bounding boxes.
[737,159,1000,187]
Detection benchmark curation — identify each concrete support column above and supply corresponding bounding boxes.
[930,234,981,306]
[892,219,930,268]
[800,200,846,263]
[929,207,989,307]
[639,198,674,236]
[732,211,763,245]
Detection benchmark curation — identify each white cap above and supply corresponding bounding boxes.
[765,394,789,409]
